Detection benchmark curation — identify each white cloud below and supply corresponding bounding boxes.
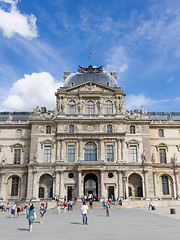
[0,0,38,38]
[125,93,169,111]
[175,97,180,102]
[1,72,63,111]
[167,77,174,83]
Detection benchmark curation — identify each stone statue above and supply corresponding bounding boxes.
[78,99,84,112]
[152,153,155,163]
[34,106,41,114]
[33,151,38,162]
[173,153,177,164]
[141,151,147,163]
[140,106,147,115]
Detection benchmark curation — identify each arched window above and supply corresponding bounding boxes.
[16,129,22,138]
[130,125,135,134]
[159,129,164,137]
[106,100,113,114]
[85,142,97,161]
[11,176,20,196]
[69,100,76,115]
[161,175,169,195]
[87,101,95,115]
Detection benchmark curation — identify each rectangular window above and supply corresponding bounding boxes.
[11,177,19,196]
[44,146,51,162]
[16,129,22,138]
[107,145,114,161]
[130,145,137,162]
[107,125,112,133]
[69,125,74,133]
[46,126,51,134]
[160,149,166,163]
[162,176,169,195]
[68,145,75,162]
[14,149,21,164]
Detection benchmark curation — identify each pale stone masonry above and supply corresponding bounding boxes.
[0,65,180,203]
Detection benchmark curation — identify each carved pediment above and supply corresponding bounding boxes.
[10,143,24,152]
[40,139,55,149]
[155,143,168,151]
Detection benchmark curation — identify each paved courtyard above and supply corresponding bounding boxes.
[0,207,180,240]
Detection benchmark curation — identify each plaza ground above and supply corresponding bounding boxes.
[0,206,180,240]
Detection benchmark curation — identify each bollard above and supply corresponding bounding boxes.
[170,208,176,214]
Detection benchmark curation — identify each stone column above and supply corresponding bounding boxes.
[76,141,79,162]
[100,170,105,201]
[117,139,120,162]
[100,139,104,161]
[174,171,179,200]
[59,170,64,201]
[0,172,6,200]
[142,169,148,199]
[121,139,124,160]
[56,140,60,161]
[78,171,82,200]
[26,166,34,200]
[32,170,38,199]
[59,139,62,161]
[173,179,177,200]
[55,171,60,195]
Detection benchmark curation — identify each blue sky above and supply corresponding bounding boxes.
[0,0,180,112]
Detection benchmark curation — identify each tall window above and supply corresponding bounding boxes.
[39,187,44,198]
[107,124,113,133]
[159,129,164,137]
[159,149,166,163]
[16,129,22,138]
[107,145,114,161]
[106,100,113,114]
[68,145,75,162]
[87,101,95,115]
[69,100,76,115]
[44,146,51,162]
[88,180,93,188]
[130,145,137,162]
[85,142,97,161]
[14,149,21,164]
[162,175,169,195]
[130,125,135,134]
[69,125,74,133]
[46,126,51,134]
[11,176,19,196]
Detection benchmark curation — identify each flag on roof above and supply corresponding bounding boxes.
[89,52,92,58]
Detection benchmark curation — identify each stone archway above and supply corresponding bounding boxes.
[128,173,143,198]
[39,174,53,199]
[84,173,98,200]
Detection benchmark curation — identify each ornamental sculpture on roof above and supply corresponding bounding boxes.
[78,64,103,73]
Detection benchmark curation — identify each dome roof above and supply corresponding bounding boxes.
[63,65,117,88]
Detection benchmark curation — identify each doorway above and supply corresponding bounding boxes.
[84,173,98,200]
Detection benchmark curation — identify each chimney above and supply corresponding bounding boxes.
[110,72,117,80]
[64,72,70,81]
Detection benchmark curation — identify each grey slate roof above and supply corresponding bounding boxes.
[148,112,180,121]
[0,112,32,121]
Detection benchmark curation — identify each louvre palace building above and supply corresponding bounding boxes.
[0,64,180,204]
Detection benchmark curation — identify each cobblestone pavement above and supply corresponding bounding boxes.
[0,207,180,240]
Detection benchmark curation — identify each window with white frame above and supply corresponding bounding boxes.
[14,149,21,164]
[85,142,97,161]
[87,101,95,115]
[16,129,22,138]
[44,146,51,162]
[130,145,137,162]
[68,145,75,162]
[69,100,76,115]
[105,100,113,114]
[107,145,114,161]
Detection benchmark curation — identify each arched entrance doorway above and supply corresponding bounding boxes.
[84,173,98,200]
[39,174,53,199]
[128,173,143,198]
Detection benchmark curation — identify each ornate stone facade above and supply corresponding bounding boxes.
[0,65,180,202]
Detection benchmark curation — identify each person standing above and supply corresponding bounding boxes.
[39,203,46,223]
[28,204,36,232]
[148,199,152,210]
[89,199,93,212]
[81,201,89,225]
[105,201,110,217]
[11,202,16,218]
[57,201,61,213]
[63,200,67,213]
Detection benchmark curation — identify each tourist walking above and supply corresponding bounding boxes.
[148,199,152,210]
[27,204,36,232]
[11,202,16,218]
[63,200,68,213]
[89,199,93,212]
[17,204,21,218]
[81,201,89,225]
[39,203,46,223]
[57,201,61,213]
[105,201,110,217]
